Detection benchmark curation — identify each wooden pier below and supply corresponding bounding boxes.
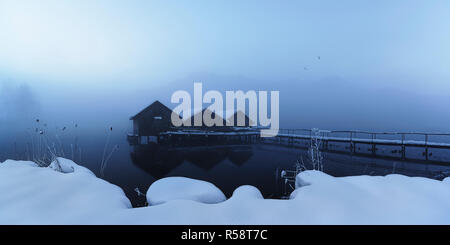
[270,129,450,164]
[128,127,450,164]
[160,129,260,146]
[128,129,261,146]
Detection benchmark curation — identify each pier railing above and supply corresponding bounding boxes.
[274,129,450,163]
[277,129,450,146]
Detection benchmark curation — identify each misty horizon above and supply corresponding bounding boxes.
[1,0,450,134]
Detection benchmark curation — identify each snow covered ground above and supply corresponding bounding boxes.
[0,158,449,224]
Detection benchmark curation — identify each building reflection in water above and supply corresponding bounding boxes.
[129,142,254,179]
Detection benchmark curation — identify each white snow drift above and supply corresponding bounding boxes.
[0,158,449,224]
[147,177,226,205]
[0,158,131,224]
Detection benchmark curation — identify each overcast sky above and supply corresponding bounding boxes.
[1,0,450,132]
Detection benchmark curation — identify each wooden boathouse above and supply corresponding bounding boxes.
[130,100,176,137]
[129,101,259,145]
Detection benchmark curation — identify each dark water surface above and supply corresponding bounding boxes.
[1,126,450,207]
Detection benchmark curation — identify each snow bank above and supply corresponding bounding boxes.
[146,177,226,205]
[0,158,131,224]
[1,159,449,224]
[290,171,450,224]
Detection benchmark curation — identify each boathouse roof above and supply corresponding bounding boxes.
[130,100,173,120]
[183,108,254,127]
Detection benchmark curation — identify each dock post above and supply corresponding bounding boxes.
[401,133,406,160]
[425,134,429,161]
[350,132,354,155]
[371,133,376,156]
[309,130,312,144]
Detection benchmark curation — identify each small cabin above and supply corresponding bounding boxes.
[183,109,255,130]
[183,108,228,130]
[227,110,255,128]
[130,101,176,136]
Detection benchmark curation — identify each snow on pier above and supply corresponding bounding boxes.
[276,133,450,148]
[274,129,450,163]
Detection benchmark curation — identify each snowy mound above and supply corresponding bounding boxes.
[290,171,450,224]
[48,157,93,174]
[146,177,226,205]
[444,177,450,184]
[231,185,264,200]
[1,159,450,224]
[0,158,131,224]
[294,170,334,188]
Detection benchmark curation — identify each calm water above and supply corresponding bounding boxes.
[2,126,450,207]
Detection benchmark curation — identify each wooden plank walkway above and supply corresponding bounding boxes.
[131,128,450,163]
[276,133,450,148]
[158,128,450,149]
[161,130,260,136]
[274,129,450,162]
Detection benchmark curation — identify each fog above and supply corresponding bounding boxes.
[1,0,450,139]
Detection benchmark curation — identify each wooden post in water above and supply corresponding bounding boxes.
[371,133,376,156]
[401,133,406,160]
[309,130,312,144]
[425,134,429,161]
[350,132,354,154]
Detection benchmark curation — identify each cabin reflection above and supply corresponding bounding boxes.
[228,149,253,166]
[129,143,184,178]
[129,143,253,178]
[183,148,229,170]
